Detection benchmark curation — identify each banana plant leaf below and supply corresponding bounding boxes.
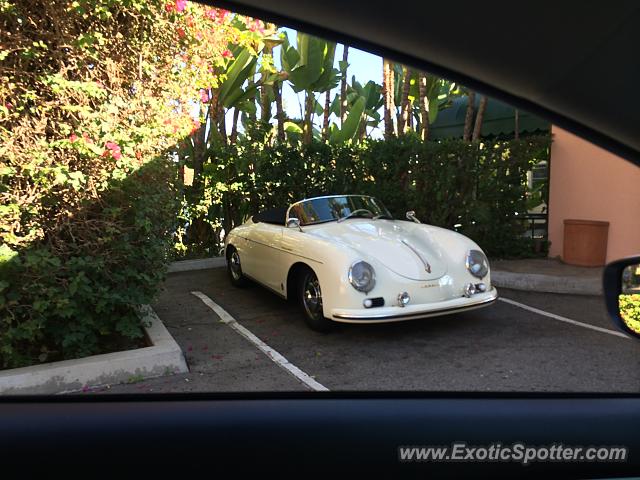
[330,95,366,143]
[407,74,455,125]
[313,42,338,92]
[223,82,259,109]
[280,34,300,73]
[314,97,326,117]
[282,32,339,93]
[284,121,303,133]
[286,33,324,91]
[361,80,383,112]
[329,94,341,116]
[218,48,257,107]
[284,121,303,142]
[259,72,282,86]
[393,63,405,106]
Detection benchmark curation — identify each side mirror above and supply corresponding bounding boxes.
[406,211,421,224]
[603,256,640,337]
[286,217,303,231]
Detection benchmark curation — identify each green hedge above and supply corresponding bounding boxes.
[187,132,551,259]
[1,0,234,369]
[0,159,178,369]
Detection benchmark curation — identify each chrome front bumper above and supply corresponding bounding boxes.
[330,288,498,323]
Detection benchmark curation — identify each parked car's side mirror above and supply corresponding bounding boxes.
[286,217,303,231]
[603,256,640,337]
[406,211,421,224]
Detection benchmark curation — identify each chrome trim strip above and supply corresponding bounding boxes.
[401,239,432,274]
[237,235,323,265]
[332,293,497,321]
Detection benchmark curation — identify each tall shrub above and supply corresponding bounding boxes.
[200,134,551,259]
[0,0,250,368]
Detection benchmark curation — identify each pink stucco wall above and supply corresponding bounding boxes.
[548,126,640,263]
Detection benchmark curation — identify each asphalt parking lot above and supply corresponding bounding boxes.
[98,267,640,394]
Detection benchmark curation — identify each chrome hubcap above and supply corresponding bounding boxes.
[303,274,323,319]
[230,251,242,280]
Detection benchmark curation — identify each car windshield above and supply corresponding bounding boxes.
[288,196,393,226]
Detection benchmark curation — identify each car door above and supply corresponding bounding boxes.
[244,222,287,294]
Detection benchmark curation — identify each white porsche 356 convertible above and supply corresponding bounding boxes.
[224,195,497,331]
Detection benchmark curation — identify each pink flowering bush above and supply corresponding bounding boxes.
[102,142,122,160]
[0,0,266,368]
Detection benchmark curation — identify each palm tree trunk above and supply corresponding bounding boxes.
[202,98,214,151]
[230,107,240,144]
[260,87,272,123]
[390,61,396,135]
[187,99,216,251]
[398,66,412,134]
[274,80,285,142]
[463,90,476,141]
[359,120,367,141]
[322,90,331,141]
[218,103,227,145]
[472,95,488,141]
[418,72,429,141]
[340,45,349,126]
[382,59,396,139]
[260,44,274,123]
[514,108,520,140]
[303,90,314,144]
[247,78,257,121]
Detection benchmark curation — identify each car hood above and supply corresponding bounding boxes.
[307,219,448,281]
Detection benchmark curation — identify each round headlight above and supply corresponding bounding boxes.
[348,261,376,293]
[466,249,489,279]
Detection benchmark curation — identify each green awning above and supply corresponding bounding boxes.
[430,96,550,139]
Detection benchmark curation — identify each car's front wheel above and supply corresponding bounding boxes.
[298,267,333,332]
[227,247,249,287]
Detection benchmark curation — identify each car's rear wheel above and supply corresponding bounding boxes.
[227,247,249,287]
[298,267,333,332]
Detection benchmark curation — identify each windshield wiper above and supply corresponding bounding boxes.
[373,214,393,220]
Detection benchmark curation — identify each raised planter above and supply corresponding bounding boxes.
[491,270,603,296]
[563,219,609,267]
[168,257,226,273]
[0,305,188,395]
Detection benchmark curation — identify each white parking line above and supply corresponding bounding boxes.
[498,297,630,339]
[191,291,330,391]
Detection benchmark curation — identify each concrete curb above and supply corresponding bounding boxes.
[0,305,188,395]
[168,257,226,272]
[491,270,603,296]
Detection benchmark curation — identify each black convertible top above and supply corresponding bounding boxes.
[252,207,288,225]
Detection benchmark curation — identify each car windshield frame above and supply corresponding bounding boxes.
[285,195,393,226]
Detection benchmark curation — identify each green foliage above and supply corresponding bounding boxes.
[189,134,550,259]
[330,96,366,143]
[218,48,259,109]
[403,71,455,125]
[620,294,640,334]
[1,159,178,369]
[281,33,338,93]
[0,0,259,368]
